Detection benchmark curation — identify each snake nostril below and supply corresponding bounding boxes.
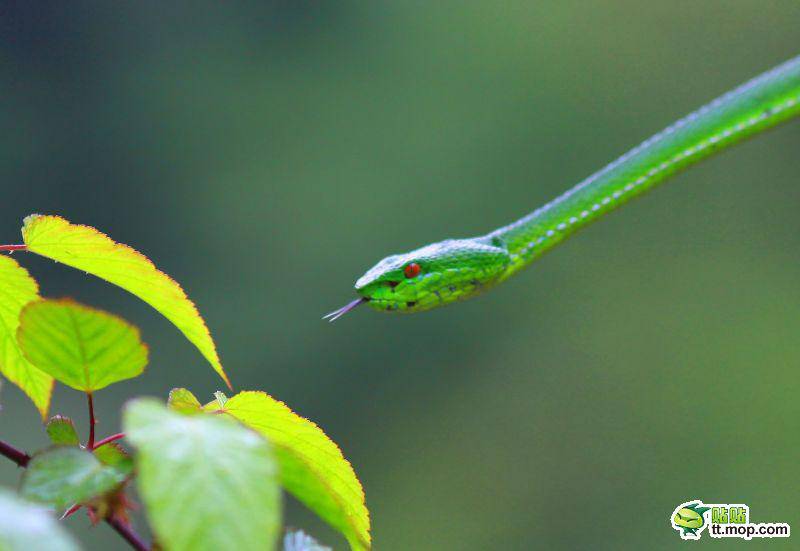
[406,301,417,308]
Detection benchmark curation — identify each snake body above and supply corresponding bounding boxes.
[326,55,800,320]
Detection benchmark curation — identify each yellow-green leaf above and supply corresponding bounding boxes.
[17,299,148,393]
[222,391,370,551]
[167,387,202,414]
[0,255,52,417]
[21,214,230,388]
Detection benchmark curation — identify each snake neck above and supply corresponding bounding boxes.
[485,54,800,282]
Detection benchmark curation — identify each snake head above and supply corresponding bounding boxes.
[349,238,511,314]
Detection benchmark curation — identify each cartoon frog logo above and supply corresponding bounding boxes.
[671,500,711,539]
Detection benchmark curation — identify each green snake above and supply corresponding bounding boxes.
[325,55,800,321]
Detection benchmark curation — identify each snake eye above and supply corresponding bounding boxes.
[404,263,421,278]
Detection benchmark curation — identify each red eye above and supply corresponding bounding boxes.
[404,263,421,278]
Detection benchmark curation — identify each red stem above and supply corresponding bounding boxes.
[106,516,149,551]
[0,439,30,467]
[87,393,96,450]
[93,433,125,450]
[0,244,26,252]
[60,503,82,520]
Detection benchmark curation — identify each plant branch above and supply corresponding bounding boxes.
[106,515,149,551]
[87,393,96,449]
[0,439,30,467]
[0,437,150,550]
[0,244,26,252]
[93,432,125,450]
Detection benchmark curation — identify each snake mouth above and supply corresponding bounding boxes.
[322,297,369,322]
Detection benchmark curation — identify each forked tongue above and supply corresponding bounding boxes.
[322,297,367,322]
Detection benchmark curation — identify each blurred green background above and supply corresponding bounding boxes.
[1,2,799,549]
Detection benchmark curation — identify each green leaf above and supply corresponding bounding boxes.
[46,415,80,446]
[167,387,202,414]
[201,391,228,412]
[124,399,281,551]
[17,299,148,393]
[202,400,218,412]
[0,489,81,551]
[222,391,370,551]
[21,447,129,510]
[93,442,134,476]
[284,531,331,551]
[0,255,52,417]
[21,214,231,388]
[213,390,228,407]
